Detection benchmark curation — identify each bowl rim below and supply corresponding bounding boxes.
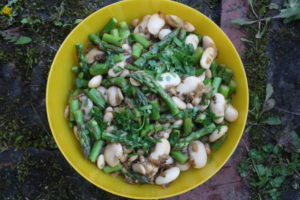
[46,0,249,199]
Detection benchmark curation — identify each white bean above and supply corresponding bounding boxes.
[97,154,105,169]
[185,34,199,50]
[120,69,130,77]
[182,21,195,32]
[158,28,172,40]
[132,163,146,175]
[64,105,69,119]
[209,125,228,142]
[104,143,123,167]
[107,86,124,106]
[200,47,217,69]
[147,13,166,35]
[108,61,126,77]
[73,126,79,141]
[149,138,170,163]
[225,104,238,122]
[174,119,183,126]
[155,167,180,185]
[97,86,107,101]
[103,112,113,123]
[176,162,191,171]
[205,143,211,155]
[189,141,207,168]
[172,96,187,110]
[202,36,216,50]
[88,75,102,88]
[165,15,183,28]
[158,72,181,90]
[210,93,226,123]
[176,76,202,94]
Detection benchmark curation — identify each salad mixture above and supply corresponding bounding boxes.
[65,12,239,186]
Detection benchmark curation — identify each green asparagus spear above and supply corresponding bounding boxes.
[174,123,216,149]
[183,117,193,136]
[210,60,218,77]
[131,33,150,48]
[103,164,122,173]
[150,100,160,120]
[69,99,80,121]
[229,79,237,96]
[100,17,118,35]
[211,134,227,150]
[85,88,106,109]
[89,140,105,162]
[222,67,233,84]
[88,34,101,46]
[179,29,187,40]
[87,119,102,140]
[110,77,128,88]
[212,77,222,95]
[102,33,124,46]
[171,151,189,164]
[110,28,119,37]
[132,43,144,58]
[89,63,109,75]
[192,47,203,64]
[219,84,230,99]
[78,128,91,158]
[130,71,179,115]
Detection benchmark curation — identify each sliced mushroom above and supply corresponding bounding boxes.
[158,28,172,40]
[88,75,102,88]
[108,61,126,77]
[155,167,180,185]
[97,154,105,169]
[107,86,124,106]
[104,143,123,167]
[210,93,226,123]
[149,138,171,164]
[189,141,207,168]
[143,162,159,177]
[225,104,238,122]
[158,72,181,90]
[202,36,216,50]
[209,125,228,142]
[147,13,166,35]
[172,96,187,110]
[200,47,217,69]
[176,162,191,171]
[176,76,202,94]
[85,48,105,64]
[185,34,199,50]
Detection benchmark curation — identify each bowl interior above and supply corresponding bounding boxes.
[46,0,248,199]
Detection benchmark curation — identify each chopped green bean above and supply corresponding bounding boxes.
[171,151,189,164]
[101,17,118,35]
[89,140,104,162]
[150,100,160,120]
[102,33,123,46]
[131,33,150,48]
[103,164,122,173]
[85,88,106,109]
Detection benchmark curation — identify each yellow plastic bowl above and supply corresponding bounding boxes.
[46,0,249,199]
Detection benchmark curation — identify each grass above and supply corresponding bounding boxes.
[234,0,300,199]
